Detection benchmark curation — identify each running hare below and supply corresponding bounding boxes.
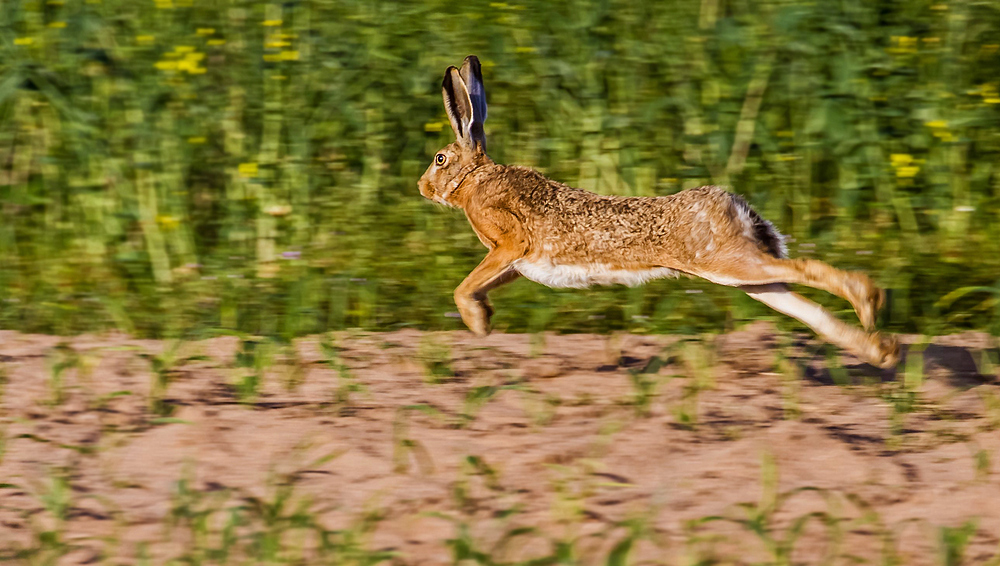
[418,55,899,368]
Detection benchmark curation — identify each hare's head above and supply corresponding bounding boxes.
[419,55,492,207]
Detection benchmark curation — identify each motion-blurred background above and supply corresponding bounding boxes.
[2,0,999,339]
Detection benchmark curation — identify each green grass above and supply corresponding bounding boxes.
[0,0,999,338]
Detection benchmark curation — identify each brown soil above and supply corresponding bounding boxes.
[1,324,999,564]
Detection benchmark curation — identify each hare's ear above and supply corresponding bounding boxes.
[459,55,487,151]
[442,66,475,149]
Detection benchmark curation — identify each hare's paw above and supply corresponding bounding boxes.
[456,297,493,337]
[848,274,884,331]
[875,332,900,369]
[864,331,899,369]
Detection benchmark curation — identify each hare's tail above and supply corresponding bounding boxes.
[731,193,787,259]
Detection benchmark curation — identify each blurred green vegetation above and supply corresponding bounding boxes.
[1,0,999,339]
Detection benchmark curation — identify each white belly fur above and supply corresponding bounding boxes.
[513,258,679,289]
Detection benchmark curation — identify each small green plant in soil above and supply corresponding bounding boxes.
[3,468,75,564]
[519,388,560,428]
[824,346,852,387]
[626,355,665,417]
[279,343,307,392]
[45,343,79,407]
[775,338,802,420]
[671,338,716,429]
[319,334,366,411]
[165,461,393,565]
[979,388,1000,431]
[418,335,455,384]
[938,520,980,566]
[689,453,846,565]
[392,404,440,474]
[972,446,993,482]
[232,336,274,405]
[139,340,191,417]
[882,341,929,445]
[459,383,520,428]
[0,360,7,404]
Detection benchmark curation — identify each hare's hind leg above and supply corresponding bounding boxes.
[759,258,886,331]
[741,283,899,369]
[454,250,521,337]
[701,256,885,330]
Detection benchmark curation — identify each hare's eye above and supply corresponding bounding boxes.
[435,153,446,166]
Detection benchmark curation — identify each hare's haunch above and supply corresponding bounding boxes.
[418,55,899,369]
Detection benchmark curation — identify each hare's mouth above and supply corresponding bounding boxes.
[433,195,456,207]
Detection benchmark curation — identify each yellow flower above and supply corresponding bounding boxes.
[238,163,259,178]
[157,48,207,74]
[156,215,180,229]
[48,21,67,28]
[981,84,1000,103]
[887,36,918,55]
[924,120,948,129]
[890,154,920,178]
[187,137,206,144]
[423,121,444,132]
[890,153,913,166]
[262,19,283,26]
[266,40,291,48]
[136,35,155,43]
[196,28,215,35]
[14,37,33,45]
[206,39,226,46]
[280,50,299,61]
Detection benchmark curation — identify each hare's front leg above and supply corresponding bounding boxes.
[454,251,521,336]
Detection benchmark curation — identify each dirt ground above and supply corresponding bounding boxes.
[1,324,999,564]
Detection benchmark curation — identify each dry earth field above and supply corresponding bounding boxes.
[1,325,999,564]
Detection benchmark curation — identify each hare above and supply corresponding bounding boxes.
[418,55,900,369]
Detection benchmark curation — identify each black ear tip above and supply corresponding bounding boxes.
[441,65,458,86]
[464,55,481,68]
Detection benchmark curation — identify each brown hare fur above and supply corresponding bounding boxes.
[418,55,900,369]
